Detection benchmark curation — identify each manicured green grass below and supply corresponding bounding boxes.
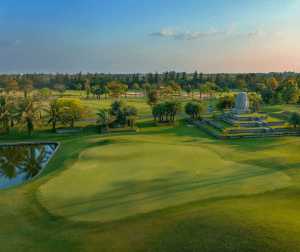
[235,113,263,117]
[261,117,283,122]
[1,118,300,251]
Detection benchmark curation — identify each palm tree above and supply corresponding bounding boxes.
[288,111,300,132]
[126,115,138,128]
[152,103,165,122]
[0,96,12,134]
[184,101,205,119]
[110,100,126,123]
[45,99,69,132]
[32,91,43,118]
[16,98,41,136]
[194,102,206,118]
[123,105,137,125]
[184,102,195,119]
[169,99,182,122]
[96,110,117,130]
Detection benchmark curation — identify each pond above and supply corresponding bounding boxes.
[0,143,58,190]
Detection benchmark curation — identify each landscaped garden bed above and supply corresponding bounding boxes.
[55,127,83,133]
[156,121,180,126]
[101,126,139,134]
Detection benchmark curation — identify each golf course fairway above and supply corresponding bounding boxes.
[38,139,291,222]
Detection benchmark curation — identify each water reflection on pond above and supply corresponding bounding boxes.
[0,144,57,190]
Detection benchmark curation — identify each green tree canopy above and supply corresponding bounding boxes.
[59,98,87,127]
[282,79,300,104]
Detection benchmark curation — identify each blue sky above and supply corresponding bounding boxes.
[0,0,300,74]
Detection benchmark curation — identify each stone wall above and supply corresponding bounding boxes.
[274,127,294,132]
[222,112,268,121]
[267,121,286,126]
[186,117,300,140]
[227,128,267,134]
[185,118,223,139]
[201,118,225,130]
[221,117,236,125]
[225,132,300,139]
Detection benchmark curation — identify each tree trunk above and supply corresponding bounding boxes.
[135,92,136,97]
[52,121,56,132]
[28,120,33,136]
[106,125,108,130]
[10,119,14,127]
[5,120,10,134]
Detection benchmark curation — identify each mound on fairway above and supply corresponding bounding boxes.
[38,140,291,222]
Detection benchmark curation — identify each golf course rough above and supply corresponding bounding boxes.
[38,139,291,222]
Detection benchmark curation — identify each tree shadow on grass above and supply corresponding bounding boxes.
[48,166,285,221]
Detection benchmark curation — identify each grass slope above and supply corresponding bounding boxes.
[0,118,300,251]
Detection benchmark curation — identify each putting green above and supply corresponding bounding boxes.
[38,141,291,222]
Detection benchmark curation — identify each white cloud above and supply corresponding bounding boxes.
[230,23,237,26]
[259,23,264,27]
[249,30,266,36]
[151,28,173,37]
[241,30,266,37]
[174,28,233,40]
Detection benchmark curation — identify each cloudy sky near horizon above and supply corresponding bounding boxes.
[0,0,300,74]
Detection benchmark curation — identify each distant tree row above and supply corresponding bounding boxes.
[2,71,299,93]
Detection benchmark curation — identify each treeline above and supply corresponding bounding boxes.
[1,71,300,92]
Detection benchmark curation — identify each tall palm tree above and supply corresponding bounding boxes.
[169,99,182,122]
[0,96,12,134]
[152,103,165,122]
[45,99,69,132]
[16,98,41,136]
[126,115,138,128]
[96,110,116,130]
[33,91,43,118]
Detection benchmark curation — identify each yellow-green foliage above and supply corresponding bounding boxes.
[59,98,86,118]
[233,124,240,129]
[223,128,228,135]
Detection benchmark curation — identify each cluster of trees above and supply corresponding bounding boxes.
[255,77,300,104]
[152,99,182,123]
[96,100,138,130]
[0,94,88,135]
[184,99,206,119]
